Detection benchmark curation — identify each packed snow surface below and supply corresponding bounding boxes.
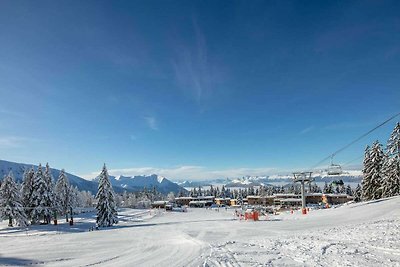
[0,197,399,266]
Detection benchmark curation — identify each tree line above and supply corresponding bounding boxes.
[0,163,94,227]
[361,122,400,200]
[187,181,357,199]
[0,162,172,228]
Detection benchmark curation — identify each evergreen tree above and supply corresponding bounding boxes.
[167,192,175,202]
[216,187,220,197]
[31,164,53,224]
[382,123,400,197]
[43,163,56,223]
[198,186,202,197]
[21,167,35,220]
[0,171,28,227]
[335,186,340,194]
[55,169,71,222]
[81,191,95,207]
[178,188,183,198]
[70,185,82,208]
[361,145,372,200]
[354,184,362,202]
[289,184,295,193]
[362,142,384,200]
[95,164,118,227]
[381,154,400,198]
[220,185,226,197]
[345,185,353,196]
[192,188,197,197]
[323,182,328,193]
[387,122,400,156]
[315,185,322,193]
[209,185,215,197]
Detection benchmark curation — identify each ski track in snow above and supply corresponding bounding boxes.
[0,197,399,267]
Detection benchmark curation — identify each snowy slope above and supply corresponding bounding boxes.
[0,159,101,193]
[95,174,186,194]
[0,196,398,266]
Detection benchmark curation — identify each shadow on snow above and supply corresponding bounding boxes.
[0,255,42,266]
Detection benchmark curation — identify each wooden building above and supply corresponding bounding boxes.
[215,198,231,206]
[305,193,324,204]
[151,201,168,209]
[247,195,274,206]
[176,196,215,207]
[322,194,354,205]
[175,197,193,206]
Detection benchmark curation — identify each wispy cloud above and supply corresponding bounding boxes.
[299,126,314,135]
[0,108,25,118]
[144,116,158,130]
[0,136,32,148]
[80,165,278,181]
[171,19,225,106]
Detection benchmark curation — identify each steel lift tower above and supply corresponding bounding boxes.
[293,172,313,215]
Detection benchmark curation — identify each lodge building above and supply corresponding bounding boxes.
[173,193,353,208]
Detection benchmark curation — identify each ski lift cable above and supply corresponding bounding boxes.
[341,155,364,168]
[308,111,400,171]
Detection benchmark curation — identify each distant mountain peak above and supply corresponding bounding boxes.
[0,159,100,194]
[94,173,185,194]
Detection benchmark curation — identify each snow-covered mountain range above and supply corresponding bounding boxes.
[0,159,100,194]
[94,174,186,194]
[0,160,186,195]
[1,159,361,193]
[177,171,363,188]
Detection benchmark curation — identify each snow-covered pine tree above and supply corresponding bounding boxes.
[382,122,400,197]
[381,156,400,197]
[335,186,340,194]
[362,141,384,200]
[81,191,95,207]
[387,122,400,156]
[328,184,334,194]
[167,192,175,202]
[21,167,35,221]
[70,185,83,208]
[55,169,71,222]
[361,145,372,200]
[95,164,118,227]
[323,182,328,193]
[44,163,56,223]
[31,164,53,224]
[346,185,353,196]
[354,184,362,202]
[0,171,29,227]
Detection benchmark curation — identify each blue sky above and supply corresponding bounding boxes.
[0,0,399,180]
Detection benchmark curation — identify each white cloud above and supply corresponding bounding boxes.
[0,108,25,118]
[299,126,314,135]
[80,165,278,181]
[144,116,158,130]
[0,136,31,148]
[171,19,225,106]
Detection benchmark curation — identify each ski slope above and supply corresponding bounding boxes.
[0,197,399,267]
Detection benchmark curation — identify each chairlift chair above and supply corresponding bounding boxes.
[327,155,343,176]
[327,164,343,176]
